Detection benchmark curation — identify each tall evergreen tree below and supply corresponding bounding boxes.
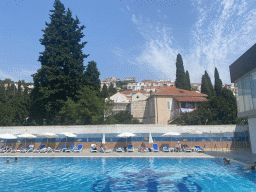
[175,54,186,89]
[0,83,6,103]
[101,84,109,98]
[204,71,214,96]
[109,83,117,96]
[30,0,89,124]
[16,80,22,97]
[214,67,223,96]
[84,61,101,91]
[201,75,211,97]
[185,70,191,91]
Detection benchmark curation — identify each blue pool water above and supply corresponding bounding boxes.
[0,158,256,192]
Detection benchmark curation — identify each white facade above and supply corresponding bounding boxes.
[127,82,145,91]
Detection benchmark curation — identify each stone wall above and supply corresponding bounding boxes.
[130,101,147,122]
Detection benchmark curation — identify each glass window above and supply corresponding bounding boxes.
[236,81,245,112]
[250,70,256,109]
[167,100,174,110]
[241,75,253,111]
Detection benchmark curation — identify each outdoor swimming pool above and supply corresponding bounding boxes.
[0,157,255,191]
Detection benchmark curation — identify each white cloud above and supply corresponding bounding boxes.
[129,0,256,84]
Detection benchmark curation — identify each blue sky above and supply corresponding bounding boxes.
[0,0,256,84]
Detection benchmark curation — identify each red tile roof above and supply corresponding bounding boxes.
[144,86,167,89]
[174,97,208,102]
[121,90,147,94]
[153,87,207,97]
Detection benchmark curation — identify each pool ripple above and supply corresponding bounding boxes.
[1,158,256,191]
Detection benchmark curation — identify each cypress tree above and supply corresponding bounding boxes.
[101,84,109,98]
[84,61,101,92]
[201,75,211,97]
[204,71,214,96]
[16,80,22,97]
[175,54,186,89]
[30,0,89,124]
[185,70,191,91]
[0,83,6,103]
[214,67,223,96]
[109,83,117,96]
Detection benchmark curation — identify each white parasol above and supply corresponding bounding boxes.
[117,132,136,148]
[182,129,202,148]
[0,134,17,149]
[39,133,57,147]
[61,132,77,145]
[102,133,106,144]
[162,132,181,146]
[17,133,36,148]
[149,132,153,144]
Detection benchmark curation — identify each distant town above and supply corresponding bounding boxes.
[101,77,235,95]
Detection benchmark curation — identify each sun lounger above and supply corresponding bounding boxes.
[74,144,83,152]
[65,144,76,152]
[15,145,25,153]
[0,145,6,153]
[21,145,34,153]
[55,144,67,152]
[195,146,204,152]
[183,144,192,152]
[163,144,170,152]
[153,143,159,152]
[116,147,123,152]
[174,146,182,152]
[6,145,13,153]
[127,144,134,152]
[99,146,111,153]
[90,144,97,152]
[33,144,46,153]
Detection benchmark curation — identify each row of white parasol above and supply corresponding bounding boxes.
[0,130,203,148]
[0,132,77,148]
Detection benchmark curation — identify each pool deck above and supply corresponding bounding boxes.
[1,149,256,165]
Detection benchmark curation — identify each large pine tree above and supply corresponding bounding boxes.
[30,0,89,124]
[175,54,186,89]
[214,67,223,96]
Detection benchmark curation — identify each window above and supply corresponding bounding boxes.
[241,75,253,111]
[167,100,173,110]
[250,70,256,110]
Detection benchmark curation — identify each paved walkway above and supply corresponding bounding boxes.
[0,149,254,167]
[1,149,256,165]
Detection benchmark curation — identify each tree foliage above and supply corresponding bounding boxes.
[201,71,214,98]
[214,67,223,96]
[30,0,89,124]
[101,84,109,98]
[185,70,191,91]
[175,54,186,89]
[84,61,101,92]
[171,87,247,125]
[108,83,117,96]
